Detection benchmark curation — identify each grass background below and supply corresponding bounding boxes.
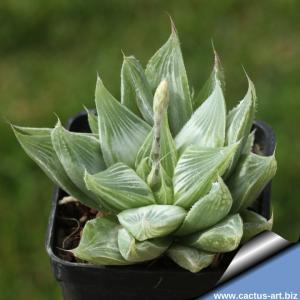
[0,1,299,299]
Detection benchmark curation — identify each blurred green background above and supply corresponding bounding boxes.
[0,0,299,299]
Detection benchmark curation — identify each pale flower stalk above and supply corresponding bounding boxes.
[148,79,170,188]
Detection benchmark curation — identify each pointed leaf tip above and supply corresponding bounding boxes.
[211,42,222,73]
[53,114,62,127]
[121,55,153,124]
[224,74,257,177]
[169,15,177,35]
[85,109,98,134]
[193,47,225,110]
[96,72,102,82]
[146,26,192,135]
[121,49,126,58]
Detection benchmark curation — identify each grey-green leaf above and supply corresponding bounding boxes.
[118,228,171,262]
[117,204,187,241]
[121,55,153,124]
[176,176,232,236]
[241,130,255,156]
[135,130,153,171]
[153,166,174,205]
[84,163,155,212]
[51,122,106,208]
[193,48,225,109]
[173,143,239,209]
[135,157,151,182]
[12,125,97,208]
[183,214,243,253]
[95,77,151,168]
[241,209,273,243]
[176,65,226,150]
[145,26,192,135]
[226,76,256,145]
[86,109,98,134]
[224,76,256,177]
[167,244,215,273]
[72,216,129,265]
[228,152,277,213]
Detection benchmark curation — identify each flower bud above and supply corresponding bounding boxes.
[153,80,169,115]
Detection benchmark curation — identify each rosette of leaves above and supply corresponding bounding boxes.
[12,23,277,273]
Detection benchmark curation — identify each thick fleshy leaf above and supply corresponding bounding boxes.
[72,216,129,265]
[117,204,187,241]
[95,77,151,168]
[84,163,155,212]
[51,122,106,207]
[228,152,277,213]
[145,25,192,135]
[173,143,239,209]
[193,48,225,109]
[135,114,177,179]
[167,244,215,273]
[226,76,256,145]
[86,108,98,134]
[121,55,153,124]
[176,61,226,150]
[135,157,151,182]
[12,125,97,208]
[176,176,232,236]
[135,130,152,169]
[118,228,171,262]
[241,130,255,156]
[224,76,256,177]
[241,210,273,243]
[153,167,174,205]
[183,214,243,253]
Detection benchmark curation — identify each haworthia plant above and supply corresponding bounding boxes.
[13,21,277,273]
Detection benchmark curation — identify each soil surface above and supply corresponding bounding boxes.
[55,199,98,263]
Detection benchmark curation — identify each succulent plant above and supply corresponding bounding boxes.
[12,22,277,273]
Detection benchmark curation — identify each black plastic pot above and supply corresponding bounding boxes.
[46,112,275,300]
